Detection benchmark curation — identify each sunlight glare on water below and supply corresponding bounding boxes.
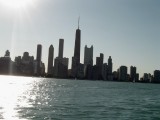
[0,75,159,120]
[0,76,35,120]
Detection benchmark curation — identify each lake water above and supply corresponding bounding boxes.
[0,75,159,120]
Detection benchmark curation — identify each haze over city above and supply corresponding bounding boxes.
[0,0,160,77]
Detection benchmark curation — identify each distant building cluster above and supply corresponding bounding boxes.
[0,22,160,83]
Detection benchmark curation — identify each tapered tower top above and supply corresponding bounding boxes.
[78,16,80,29]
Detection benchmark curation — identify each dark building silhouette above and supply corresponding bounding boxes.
[107,56,113,80]
[73,23,81,62]
[113,71,118,80]
[142,73,150,82]
[71,19,81,78]
[14,52,34,76]
[36,44,42,76]
[85,64,94,80]
[119,66,128,81]
[136,73,139,81]
[153,70,160,83]
[0,50,13,74]
[84,45,93,66]
[54,57,68,78]
[96,53,104,80]
[96,53,104,66]
[92,65,99,80]
[102,63,108,80]
[108,56,112,75]
[130,66,137,82]
[84,45,93,79]
[54,39,69,78]
[5,50,10,57]
[47,45,54,76]
[58,39,64,58]
[77,63,85,79]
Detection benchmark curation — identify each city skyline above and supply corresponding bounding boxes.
[0,0,160,77]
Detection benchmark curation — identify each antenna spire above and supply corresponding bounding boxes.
[78,16,80,29]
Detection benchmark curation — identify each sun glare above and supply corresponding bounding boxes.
[0,0,34,9]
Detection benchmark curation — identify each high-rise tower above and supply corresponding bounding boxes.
[108,56,113,75]
[54,39,69,78]
[36,44,42,62]
[36,44,42,75]
[84,45,93,66]
[71,18,81,78]
[73,18,81,62]
[47,45,54,75]
[58,39,64,58]
[130,66,136,82]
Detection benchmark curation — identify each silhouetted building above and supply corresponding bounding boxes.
[54,57,68,78]
[102,63,108,80]
[54,39,68,78]
[0,50,14,75]
[5,50,10,57]
[136,73,139,82]
[92,65,99,80]
[36,44,42,76]
[96,53,104,66]
[84,45,93,66]
[113,71,118,80]
[143,73,150,82]
[107,56,113,80]
[77,63,85,79]
[119,66,127,81]
[108,56,112,75]
[153,70,160,83]
[85,64,93,80]
[41,62,45,76]
[47,45,54,76]
[71,19,81,78]
[130,66,136,82]
[14,52,34,76]
[96,53,104,80]
[58,39,64,58]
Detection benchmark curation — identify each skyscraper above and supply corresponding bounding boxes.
[84,45,93,66]
[58,39,64,58]
[54,39,69,78]
[47,45,54,75]
[153,70,160,83]
[73,19,81,62]
[36,44,42,62]
[96,53,104,66]
[130,66,136,82]
[71,19,81,78]
[96,53,104,80]
[108,56,113,75]
[36,44,42,76]
[119,66,127,81]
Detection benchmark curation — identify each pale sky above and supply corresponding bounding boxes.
[0,0,160,77]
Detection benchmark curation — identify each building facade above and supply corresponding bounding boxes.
[36,44,42,76]
[47,45,54,75]
[119,66,128,81]
[84,45,93,66]
[71,22,81,78]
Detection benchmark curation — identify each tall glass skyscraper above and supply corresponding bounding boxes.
[58,39,64,58]
[36,44,42,75]
[71,19,81,78]
[47,45,54,75]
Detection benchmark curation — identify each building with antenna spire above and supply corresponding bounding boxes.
[71,18,81,78]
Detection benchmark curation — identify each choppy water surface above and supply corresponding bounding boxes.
[0,75,159,120]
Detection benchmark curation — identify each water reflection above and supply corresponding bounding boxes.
[0,75,39,119]
[0,75,160,120]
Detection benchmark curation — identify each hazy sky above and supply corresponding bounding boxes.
[0,0,160,77]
